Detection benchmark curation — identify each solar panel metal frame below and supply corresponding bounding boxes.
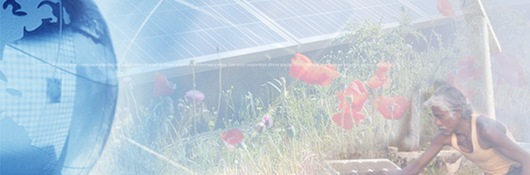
[91,0,530,83]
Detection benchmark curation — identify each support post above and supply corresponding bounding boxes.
[461,0,500,119]
[468,15,496,119]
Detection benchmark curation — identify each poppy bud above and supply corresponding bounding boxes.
[388,104,395,119]
[280,77,288,98]
[255,122,265,133]
[346,94,354,105]
[164,96,175,115]
[262,115,273,128]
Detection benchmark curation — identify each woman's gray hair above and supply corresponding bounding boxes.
[424,85,472,119]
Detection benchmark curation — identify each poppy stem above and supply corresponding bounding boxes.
[362,106,375,145]
[191,60,197,135]
[290,138,296,174]
[217,47,222,126]
[281,77,287,124]
[305,84,313,127]
[305,84,309,99]
[340,110,346,155]
[125,86,133,122]
[386,113,394,148]
[349,96,355,154]
[129,90,142,125]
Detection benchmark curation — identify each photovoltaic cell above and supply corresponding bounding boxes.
[247,0,422,39]
[94,0,452,66]
[95,0,289,64]
[407,0,440,16]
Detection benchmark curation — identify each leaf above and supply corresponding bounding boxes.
[267,81,281,93]
[273,78,282,86]
[6,88,22,97]
[0,70,6,82]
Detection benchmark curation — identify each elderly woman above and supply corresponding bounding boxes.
[396,85,530,175]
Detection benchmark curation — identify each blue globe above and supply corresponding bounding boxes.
[0,0,117,174]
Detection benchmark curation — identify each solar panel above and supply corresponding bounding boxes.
[245,0,423,40]
[325,159,402,175]
[95,0,291,64]
[406,0,439,16]
[93,0,529,78]
[92,0,465,76]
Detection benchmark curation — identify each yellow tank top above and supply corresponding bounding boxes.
[451,116,514,175]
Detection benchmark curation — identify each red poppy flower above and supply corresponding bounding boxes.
[289,53,340,86]
[367,62,392,89]
[332,112,365,130]
[367,76,383,89]
[494,52,526,87]
[375,69,389,80]
[220,129,244,145]
[220,128,244,151]
[391,96,411,120]
[338,80,369,112]
[377,62,394,71]
[437,0,455,18]
[457,55,482,81]
[223,141,236,151]
[153,72,177,97]
[447,72,477,100]
[373,95,411,120]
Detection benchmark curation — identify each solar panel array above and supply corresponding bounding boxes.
[246,0,422,40]
[98,0,290,65]
[407,0,439,16]
[326,159,402,175]
[93,0,521,72]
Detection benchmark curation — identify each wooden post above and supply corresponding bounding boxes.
[468,15,496,119]
[460,0,500,119]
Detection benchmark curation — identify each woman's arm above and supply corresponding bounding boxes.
[395,133,448,175]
